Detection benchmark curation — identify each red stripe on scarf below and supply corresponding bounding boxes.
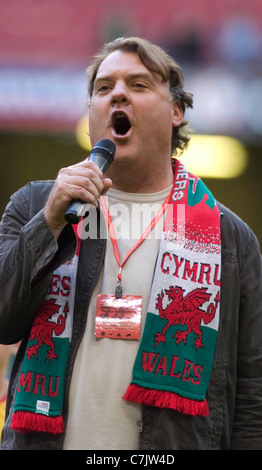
[11,411,64,434]
[123,384,209,417]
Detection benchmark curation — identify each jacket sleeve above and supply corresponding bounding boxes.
[0,182,76,344]
[231,232,262,449]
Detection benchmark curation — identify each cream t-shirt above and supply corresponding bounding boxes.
[63,186,171,450]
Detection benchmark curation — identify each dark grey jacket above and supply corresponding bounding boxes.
[1,180,262,450]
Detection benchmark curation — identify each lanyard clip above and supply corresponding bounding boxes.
[115,281,122,299]
[115,268,122,298]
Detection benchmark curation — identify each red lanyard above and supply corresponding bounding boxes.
[100,192,171,297]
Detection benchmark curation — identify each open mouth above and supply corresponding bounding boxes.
[113,113,131,136]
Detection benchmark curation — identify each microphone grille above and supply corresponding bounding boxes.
[90,139,116,164]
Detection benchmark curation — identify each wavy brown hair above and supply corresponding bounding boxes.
[87,36,193,156]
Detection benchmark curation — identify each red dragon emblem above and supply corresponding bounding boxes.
[26,298,68,363]
[155,286,219,350]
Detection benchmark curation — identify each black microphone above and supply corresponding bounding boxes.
[65,138,116,224]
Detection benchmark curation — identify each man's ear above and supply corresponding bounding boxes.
[172,102,184,127]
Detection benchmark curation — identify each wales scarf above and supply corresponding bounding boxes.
[11,229,81,434]
[123,161,221,416]
[11,160,220,434]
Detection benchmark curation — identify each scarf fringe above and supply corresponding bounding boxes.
[123,384,209,417]
[11,411,64,435]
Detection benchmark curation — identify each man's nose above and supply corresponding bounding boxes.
[111,81,130,104]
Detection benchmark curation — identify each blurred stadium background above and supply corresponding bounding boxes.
[0,0,261,245]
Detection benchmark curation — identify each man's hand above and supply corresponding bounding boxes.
[44,160,112,239]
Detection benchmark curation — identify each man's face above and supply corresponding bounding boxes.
[88,50,182,169]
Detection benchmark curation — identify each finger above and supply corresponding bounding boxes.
[57,168,105,199]
[101,178,113,195]
[67,159,104,177]
[59,165,103,185]
[63,181,101,207]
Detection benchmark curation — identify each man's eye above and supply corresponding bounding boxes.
[97,85,110,93]
[133,82,146,89]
